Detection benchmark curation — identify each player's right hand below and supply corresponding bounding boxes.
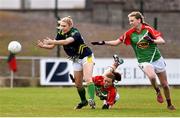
[91,41,105,45]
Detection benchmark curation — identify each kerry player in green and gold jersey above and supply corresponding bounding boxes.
[91,11,175,110]
[37,16,95,109]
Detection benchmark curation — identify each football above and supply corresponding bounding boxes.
[8,41,22,54]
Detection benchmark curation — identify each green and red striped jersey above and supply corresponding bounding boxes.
[119,24,162,63]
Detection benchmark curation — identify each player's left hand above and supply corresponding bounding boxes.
[43,37,55,44]
[37,40,44,48]
[144,36,154,43]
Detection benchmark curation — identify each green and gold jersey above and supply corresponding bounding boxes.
[55,27,92,59]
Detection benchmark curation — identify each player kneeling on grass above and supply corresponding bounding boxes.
[92,55,123,109]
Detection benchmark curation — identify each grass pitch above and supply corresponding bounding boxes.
[0,87,179,117]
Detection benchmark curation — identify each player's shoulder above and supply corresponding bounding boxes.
[93,76,104,81]
[143,24,155,32]
[143,24,161,36]
[70,27,80,35]
[93,75,104,79]
[92,76,104,84]
[125,27,135,35]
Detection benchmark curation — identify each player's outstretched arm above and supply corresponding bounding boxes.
[45,37,74,46]
[91,39,122,46]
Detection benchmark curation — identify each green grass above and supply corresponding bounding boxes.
[0,87,179,117]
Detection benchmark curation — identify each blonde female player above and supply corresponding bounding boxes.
[37,16,95,109]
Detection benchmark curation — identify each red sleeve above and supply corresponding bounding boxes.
[92,76,104,86]
[144,25,162,39]
[118,28,134,45]
[106,86,116,106]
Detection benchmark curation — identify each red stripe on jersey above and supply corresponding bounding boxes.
[143,25,162,38]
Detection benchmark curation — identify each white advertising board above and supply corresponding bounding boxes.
[40,58,180,85]
[0,0,20,9]
[94,58,180,85]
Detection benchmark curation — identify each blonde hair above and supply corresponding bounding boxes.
[58,16,74,28]
[128,11,145,24]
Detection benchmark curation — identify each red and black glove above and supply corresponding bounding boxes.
[91,41,105,45]
[144,36,154,43]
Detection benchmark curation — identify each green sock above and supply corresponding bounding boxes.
[87,83,95,100]
[77,87,87,102]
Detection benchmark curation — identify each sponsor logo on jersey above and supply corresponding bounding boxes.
[137,42,149,49]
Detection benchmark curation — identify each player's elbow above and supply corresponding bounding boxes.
[157,37,165,44]
[63,41,70,45]
[160,39,165,44]
[162,39,166,44]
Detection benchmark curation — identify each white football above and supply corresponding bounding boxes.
[8,41,22,54]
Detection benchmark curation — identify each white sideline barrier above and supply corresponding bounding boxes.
[40,58,180,86]
[0,0,20,9]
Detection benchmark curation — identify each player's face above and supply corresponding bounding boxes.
[59,21,71,33]
[129,16,141,28]
[104,76,113,88]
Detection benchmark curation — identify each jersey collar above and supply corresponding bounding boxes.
[133,24,146,34]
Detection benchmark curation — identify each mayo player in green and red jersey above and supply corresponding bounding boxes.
[37,16,95,109]
[91,11,175,110]
[92,55,123,109]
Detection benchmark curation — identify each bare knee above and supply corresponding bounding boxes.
[75,85,83,90]
[85,78,93,84]
[148,74,157,80]
[75,81,83,88]
[162,84,169,90]
[149,77,157,84]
